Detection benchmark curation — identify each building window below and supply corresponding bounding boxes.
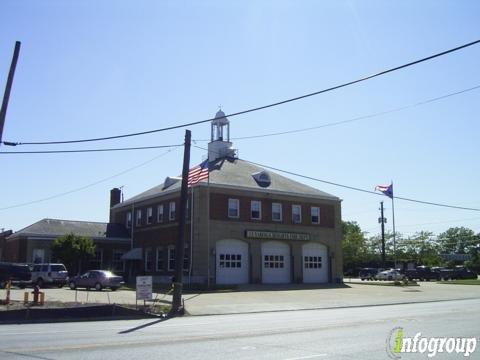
[32,249,45,264]
[89,249,103,269]
[112,250,125,272]
[168,246,176,271]
[126,212,132,228]
[219,254,242,268]
[304,256,322,269]
[136,209,142,226]
[169,201,176,221]
[292,205,302,224]
[272,203,282,222]
[228,198,240,218]
[156,247,164,271]
[167,246,189,272]
[144,248,153,272]
[251,200,261,220]
[264,255,284,268]
[146,207,153,224]
[157,205,164,223]
[311,206,320,224]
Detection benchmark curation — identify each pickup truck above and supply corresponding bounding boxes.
[0,262,32,288]
[435,267,477,280]
[403,266,440,281]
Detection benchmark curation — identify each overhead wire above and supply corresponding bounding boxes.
[235,156,480,212]
[3,39,480,147]
[0,148,178,211]
[0,144,182,154]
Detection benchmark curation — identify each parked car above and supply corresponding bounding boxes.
[31,263,68,287]
[452,266,477,280]
[0,262,32,288]
[359,268,378,281]
[404,266,440,281]
[68,270,124,291]
[375,269,405,281]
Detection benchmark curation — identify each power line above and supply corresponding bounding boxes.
[0,148,178,211]
[234,157,480,212]
[4,39,480,147]
[0,144,182,154]
[222,85,480,141]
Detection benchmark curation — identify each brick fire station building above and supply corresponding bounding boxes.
[110,110,343,285]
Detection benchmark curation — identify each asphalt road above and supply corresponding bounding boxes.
[0,298,478,360]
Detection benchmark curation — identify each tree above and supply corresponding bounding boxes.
[437,227,477,255]
[342,221,370,275]
[397,231,442,266]
[51,233,96,275]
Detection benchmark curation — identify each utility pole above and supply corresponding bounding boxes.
[171,129,191,315]
[0,41,21,145]
[379,201,387,268]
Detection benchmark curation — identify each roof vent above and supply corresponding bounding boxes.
[252,171,271,188]
[163,176,182,190]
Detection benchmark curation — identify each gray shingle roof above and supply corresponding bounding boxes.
[116,158,339,207]
[9,219,130,239]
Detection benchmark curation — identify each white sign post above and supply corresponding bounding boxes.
[136,276,152,309]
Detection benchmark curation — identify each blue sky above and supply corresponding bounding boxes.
[1,0,479,238]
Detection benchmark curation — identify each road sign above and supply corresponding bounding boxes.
[136,276,152,301]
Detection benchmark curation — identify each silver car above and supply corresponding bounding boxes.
[31,263,68,287]
[68,270,124,291]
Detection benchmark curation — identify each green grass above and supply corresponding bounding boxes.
[437,279,480,285]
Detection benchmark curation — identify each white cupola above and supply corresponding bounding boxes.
[208,109,236,162]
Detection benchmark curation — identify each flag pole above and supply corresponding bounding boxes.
[391,181,397,269]
[207,165,211,289]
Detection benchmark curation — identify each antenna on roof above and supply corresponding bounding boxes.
[119,185,124,202]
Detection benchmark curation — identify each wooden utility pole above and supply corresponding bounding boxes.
[171,129,191,315]
[0,41,21,145]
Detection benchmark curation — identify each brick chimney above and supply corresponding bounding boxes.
[109,188,122,223]
[110,188,121,208]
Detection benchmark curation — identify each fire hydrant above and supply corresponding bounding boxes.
[32,284,43,305]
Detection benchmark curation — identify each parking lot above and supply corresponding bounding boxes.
[1,280,479,316]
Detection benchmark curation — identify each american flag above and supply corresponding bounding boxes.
[375,183,393,198]
[188,160,209,187]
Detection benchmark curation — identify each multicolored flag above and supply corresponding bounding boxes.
[375,183,393,198]
[188,160,209,187]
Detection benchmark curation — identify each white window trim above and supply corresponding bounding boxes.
[136,209,142,226]
[157,204,164,223]
[156,247,164,271]
[228,198,240,218]
[272,203,282,222]
[311,206,320,224]
[251,200,262,220]
[113,250,126,272]
[146,207,153,224]
[168,246,175,271]
[292,204,302,224]
[169,201,176,221]
[126,211,132,228]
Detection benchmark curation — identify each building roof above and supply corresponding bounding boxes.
[8,218,130,240]
[115,158,339,208]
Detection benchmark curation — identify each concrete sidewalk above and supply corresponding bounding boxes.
[1,282,479,316]
[182,282,480,315]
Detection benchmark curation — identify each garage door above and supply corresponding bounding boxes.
[302,242,328,283]
[261,241,291,284]
[216,239,249,285]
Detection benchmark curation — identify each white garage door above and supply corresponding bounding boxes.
[216,239,249,285]
[302,242,328,283]
[261,241,291,284]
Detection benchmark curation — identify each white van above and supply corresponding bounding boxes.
[31,263,68,287]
